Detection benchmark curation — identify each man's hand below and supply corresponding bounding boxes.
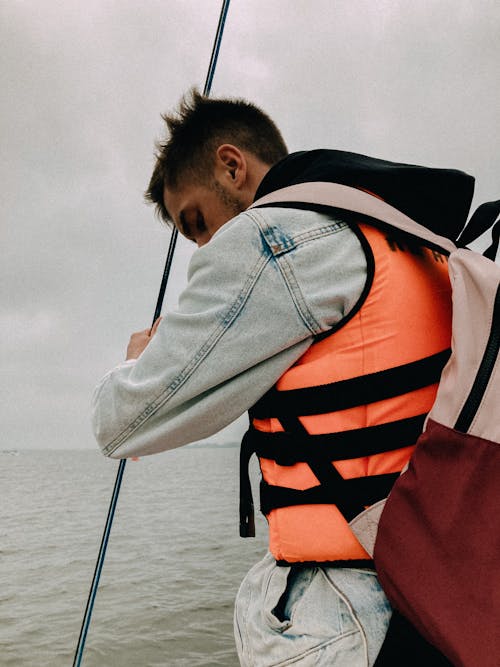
[126,317,162,360]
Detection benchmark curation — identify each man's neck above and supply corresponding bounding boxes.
[244,156,272,207]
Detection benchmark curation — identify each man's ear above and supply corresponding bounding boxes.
[215,144,247,189]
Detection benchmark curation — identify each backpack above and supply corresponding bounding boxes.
[373,210,500,665]
[251,182,500,667]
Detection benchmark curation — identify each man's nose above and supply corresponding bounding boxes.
[196,234,211,248]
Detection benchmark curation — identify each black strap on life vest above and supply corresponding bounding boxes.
[239,413,401,537]
[259,474,399,516]
[248,414,426,465]
[240,430,256,537]
[251,348,450,419]
[276,413,398,522]
[239,348,450,539]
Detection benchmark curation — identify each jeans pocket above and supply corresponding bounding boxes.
[235,557,376,667]
[263,565,316,632]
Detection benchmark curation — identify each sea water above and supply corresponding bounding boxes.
[0,447,268,666]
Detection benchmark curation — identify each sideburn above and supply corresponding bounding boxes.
[211,181,246,217]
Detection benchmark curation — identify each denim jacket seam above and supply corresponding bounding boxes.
[246,209,347,253]
[274,253,322,335]
[103,251,271,455]
[288,222,349,251]
[249,212,329,335]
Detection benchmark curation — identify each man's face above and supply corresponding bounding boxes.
[164,179,245,247]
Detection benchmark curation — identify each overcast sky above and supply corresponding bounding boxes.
[2,0,499,450]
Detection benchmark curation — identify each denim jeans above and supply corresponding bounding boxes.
[234,552,392,667]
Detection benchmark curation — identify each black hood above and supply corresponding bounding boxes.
[254,149,475,241]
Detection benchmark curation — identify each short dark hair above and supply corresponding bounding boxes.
[145,88,288,223]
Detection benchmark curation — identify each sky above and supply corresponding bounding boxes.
[2,0,500,450]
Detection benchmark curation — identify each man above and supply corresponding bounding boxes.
[93,89,472,665]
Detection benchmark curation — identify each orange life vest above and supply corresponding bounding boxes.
[240,221,452,565]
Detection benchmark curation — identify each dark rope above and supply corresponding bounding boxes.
[72,2,231,664]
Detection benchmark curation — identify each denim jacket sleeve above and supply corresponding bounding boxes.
[91,207,367,458]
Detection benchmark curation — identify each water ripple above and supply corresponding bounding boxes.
[1,448,268,666]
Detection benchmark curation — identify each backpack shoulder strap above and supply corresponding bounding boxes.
[457,200,500,261]
[250,181,457,253]
[457,200,500,245]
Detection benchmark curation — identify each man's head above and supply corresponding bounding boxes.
[145,89,288,245]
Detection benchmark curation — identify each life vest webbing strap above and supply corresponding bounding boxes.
[239,422,368,535]
[240,430,256,537]
[259,474,399,516]
[250,414,426,465]
[277,414,367,521]
[250,349,451,419]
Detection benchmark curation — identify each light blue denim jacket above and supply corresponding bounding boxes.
[92,206,367,458]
